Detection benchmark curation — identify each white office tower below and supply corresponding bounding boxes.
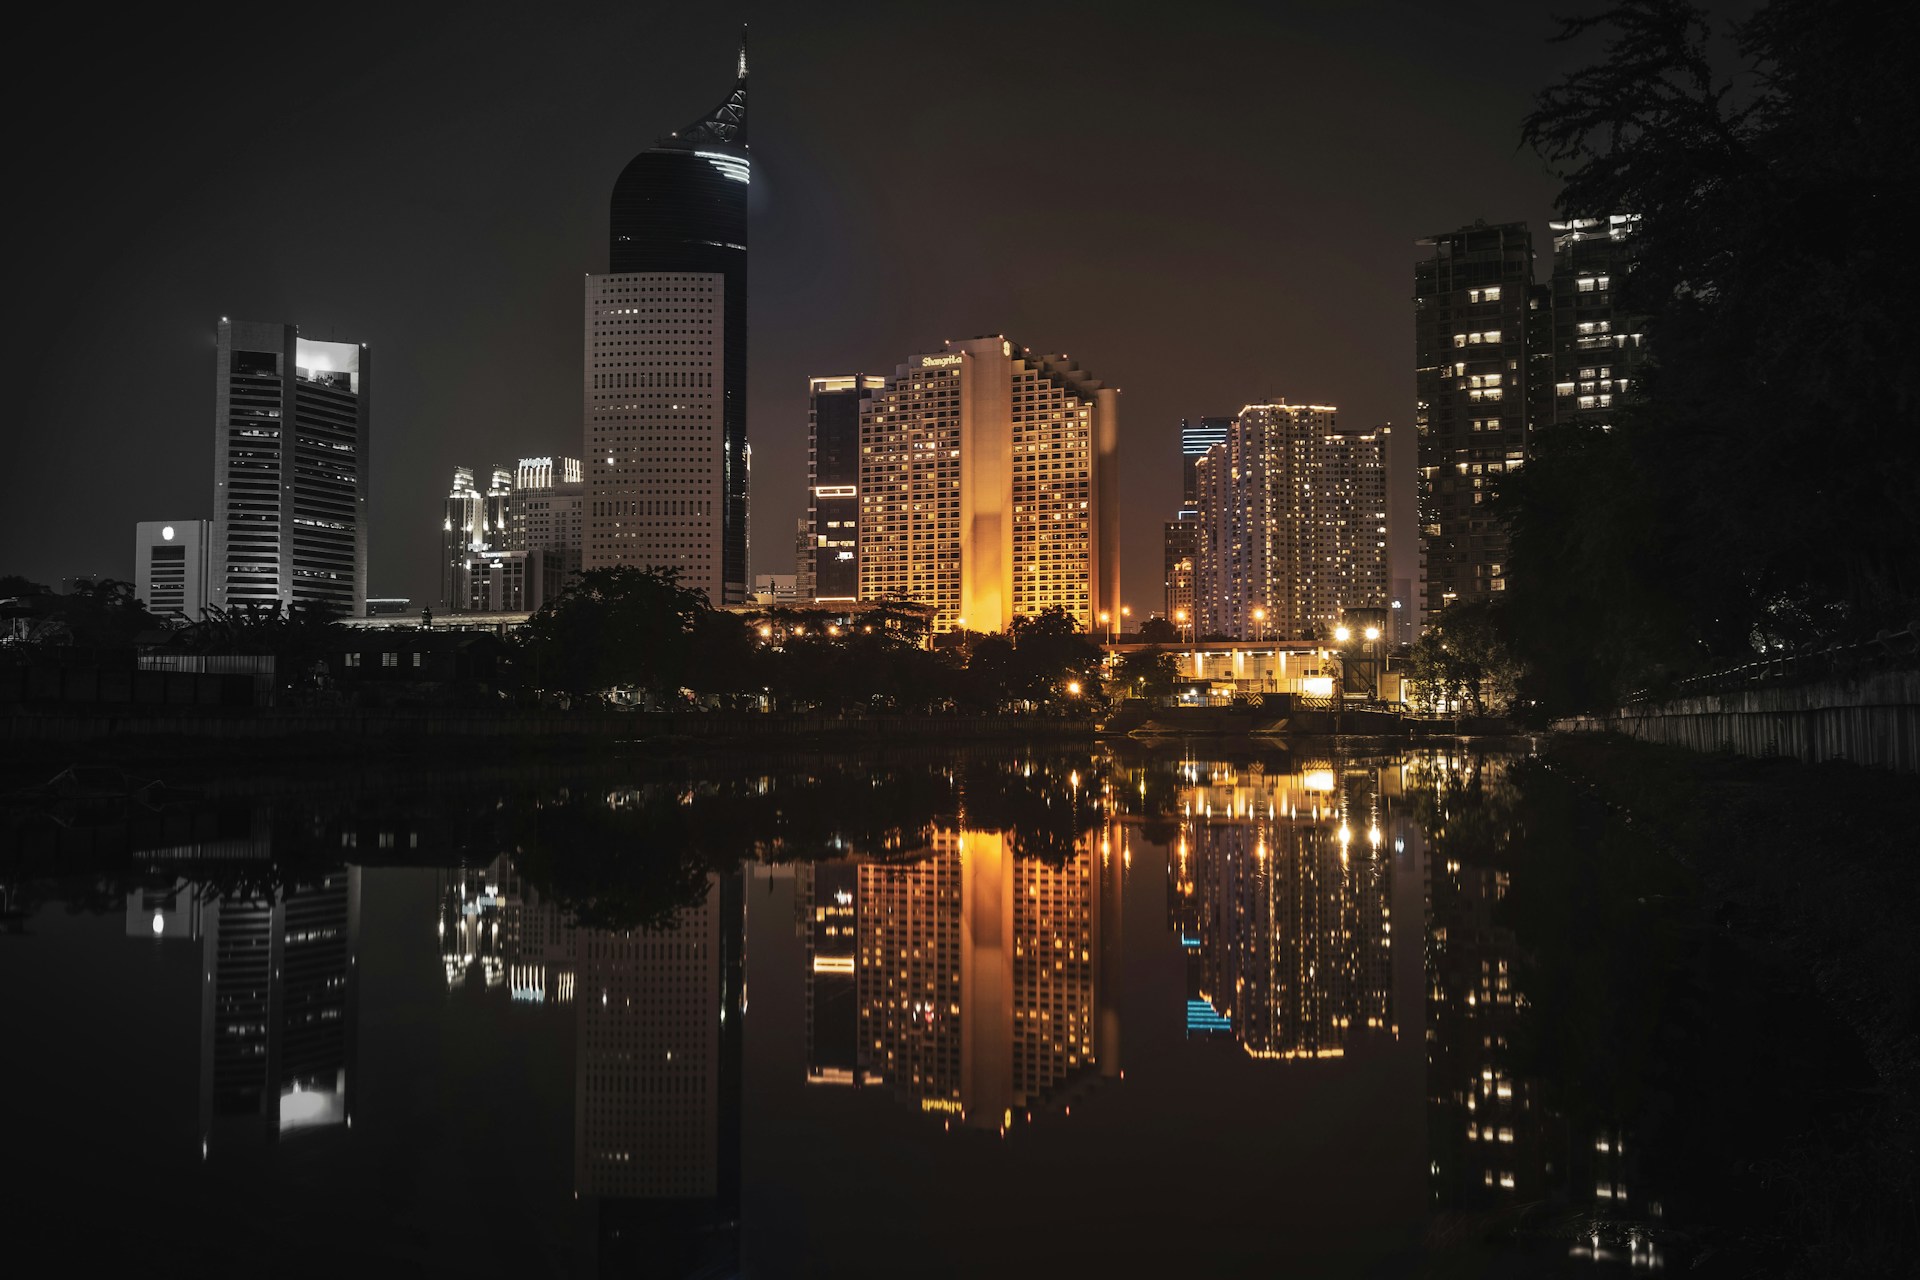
[583,274,729,602]
[133,520,211,622]
[211,320,370,616]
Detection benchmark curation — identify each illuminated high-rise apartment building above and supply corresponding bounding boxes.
[584,39,749,604]
[1193,403,1386,640]
[211,319,370,616]
[1414,222,1537,619]
[802,375,882,602]
[1547,215,1646,431]
[856,336,1119,632]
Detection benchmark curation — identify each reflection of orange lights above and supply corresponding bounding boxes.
[1303,769,1336,792]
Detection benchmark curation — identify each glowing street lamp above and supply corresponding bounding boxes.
[1334,625,1352,643]
[1252,606,1268,642]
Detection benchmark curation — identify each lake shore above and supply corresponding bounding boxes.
[1543,733,1919,1273]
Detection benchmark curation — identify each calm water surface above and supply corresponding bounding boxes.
[3,743,1863,1276]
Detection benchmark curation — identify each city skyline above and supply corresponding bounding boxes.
[9,3,1611,617]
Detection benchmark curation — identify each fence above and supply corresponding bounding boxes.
[1555,669,1920,773]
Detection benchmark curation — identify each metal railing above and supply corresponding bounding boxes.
[1628,622,1920,703]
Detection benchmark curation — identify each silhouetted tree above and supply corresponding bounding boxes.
[1504,0,1920,710]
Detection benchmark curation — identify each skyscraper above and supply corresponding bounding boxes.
[803,375,882,602]
[856,336,1120,633]
[1179,416,1232,517]
[1547,215,1646,430]
[134,520,210,622]
[513,455,584,587]
[584,37,750,604]
[1193,403,1386,641]
[1160,416,1226,627]
[1414,222,1536,620]
[1163,518,1197,626]
[211,319,370,617]
[441,465,512,611]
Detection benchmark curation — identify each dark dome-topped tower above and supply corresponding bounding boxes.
[609,31,748,276]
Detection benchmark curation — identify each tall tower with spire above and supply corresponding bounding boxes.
[584,32,751,603]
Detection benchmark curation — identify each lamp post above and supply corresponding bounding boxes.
[1363,624,1382,703]
[1120,605,1131,640]
[1175,607,1191,645]
[1252,606,1267,643]
[1099,609,1113,644]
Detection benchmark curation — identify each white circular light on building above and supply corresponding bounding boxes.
[151,911,166,935]
[162,526,175,541]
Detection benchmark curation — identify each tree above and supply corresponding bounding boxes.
[521,566,709,700]
[1137,616,1179,644]
[1114,647,1179,700]
[1405,602,1522,717]
[1007,607,1105,706]
[1506,0,1920,711]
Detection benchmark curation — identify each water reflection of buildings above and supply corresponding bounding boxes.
[1169,762,1395,1058]
[434,855,743,1274]
[128,871,359,1156]
[796,823,1124,1132]
[1421,758,1538,1209]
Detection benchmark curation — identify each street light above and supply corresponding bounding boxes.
[1334,625,1352,643]
[1099,609,1113,644]
[1175,607,1191,646]
[1364,626,1381,642]
[1252,606,1267,642]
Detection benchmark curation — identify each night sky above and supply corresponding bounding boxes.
[13,1,1611,615]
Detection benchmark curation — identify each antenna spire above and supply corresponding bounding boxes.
[738,25,749,79]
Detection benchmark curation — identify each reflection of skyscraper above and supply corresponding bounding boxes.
[193,871,360,1154]
[798,860,861,1084]
[849,825,1120,1129]
[1419,754,1545,1210]
[1178,764,1393,1057]
[574,869,744,1275]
